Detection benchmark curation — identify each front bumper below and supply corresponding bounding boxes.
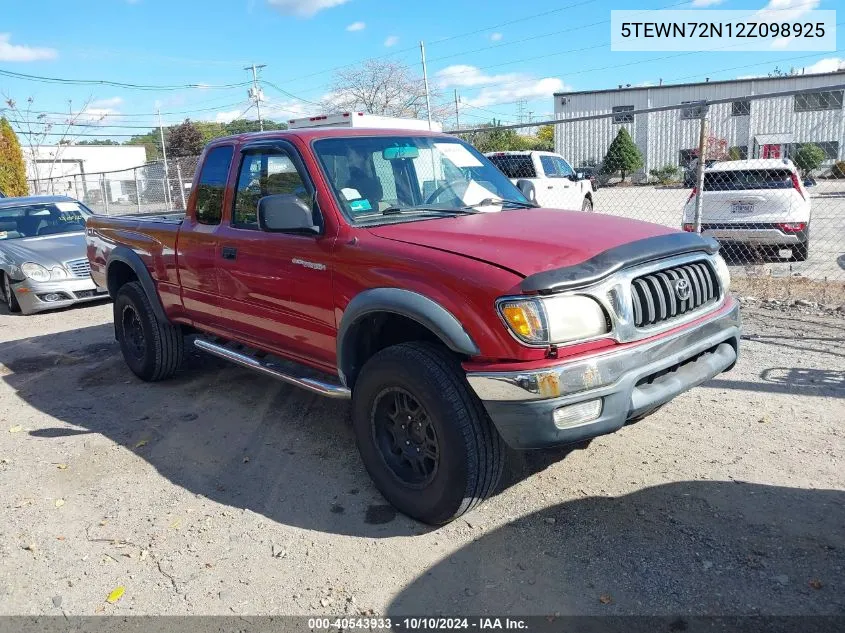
[11,277,109,315]
[466,300,740,449]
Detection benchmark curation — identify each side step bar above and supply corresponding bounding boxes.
[193,338,351,400]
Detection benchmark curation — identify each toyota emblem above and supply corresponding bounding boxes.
[674,279,692,302]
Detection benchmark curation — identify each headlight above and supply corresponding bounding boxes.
[713,254,731,291]
[499,295,610,345]
[50,266,69,281]
[20,262,50,282]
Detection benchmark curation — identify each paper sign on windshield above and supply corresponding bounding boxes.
[434,143,483,168]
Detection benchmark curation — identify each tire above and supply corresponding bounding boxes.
[351,342,505,525]
[114,281,183,381]
[2,273,21,314]
[581,196,594,212]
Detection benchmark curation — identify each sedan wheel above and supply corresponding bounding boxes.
[3,274,21,314]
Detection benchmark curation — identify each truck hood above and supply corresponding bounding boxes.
[0,232,87,268]
[367,209,677,278]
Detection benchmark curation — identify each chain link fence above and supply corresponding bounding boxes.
[455,84,845,300]
[28,156,200,216]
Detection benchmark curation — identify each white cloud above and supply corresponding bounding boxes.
[384,35,399,47]
[90,97,124,109]
[691,0,725,6]
[490,32,503,41]
[801,57,845,74]
[214,109,245,124]
[437,65,568,107]
[0,33,57,62]
[346,21,366,31]
[756,0,819,21]
[266,0,350,18]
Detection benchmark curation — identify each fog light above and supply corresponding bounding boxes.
[553,399,603,429]
[42,293,62,302]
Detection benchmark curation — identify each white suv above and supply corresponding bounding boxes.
[682,159,811,261]
[485,151,594,212]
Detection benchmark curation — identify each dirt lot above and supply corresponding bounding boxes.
[1,299,843,617]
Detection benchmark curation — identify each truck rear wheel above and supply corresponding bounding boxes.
[114,281,183,381]
[351,342,505,525]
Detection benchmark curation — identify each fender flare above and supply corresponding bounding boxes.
[106,246,169,323]
[336,288,480,385]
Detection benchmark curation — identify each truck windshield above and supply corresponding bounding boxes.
[313,136,530,224]
[0,202,90,240]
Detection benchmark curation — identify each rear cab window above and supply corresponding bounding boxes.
[195,145,234,225]
[487,154,536,179]
[703,169,794,191]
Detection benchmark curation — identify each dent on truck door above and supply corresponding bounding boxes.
[177,144,234,327]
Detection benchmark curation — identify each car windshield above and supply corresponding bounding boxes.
[0,201,90,240]
[313,136,530,224]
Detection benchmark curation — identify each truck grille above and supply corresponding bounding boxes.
[66,258,91,279]
[631,260,720,328]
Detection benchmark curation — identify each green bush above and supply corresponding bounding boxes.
[649,165,680,185]
[832,160,845,179]
[601,128,643,182]
[0,117,28,197]
[792,143,826,177]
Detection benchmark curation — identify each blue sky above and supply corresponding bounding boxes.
[0,0,841,138]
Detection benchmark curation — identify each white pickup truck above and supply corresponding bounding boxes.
[485,150,594,212]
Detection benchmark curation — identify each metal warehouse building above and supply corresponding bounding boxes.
[553,70,845,179]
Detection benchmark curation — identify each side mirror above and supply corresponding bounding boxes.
[568,173,581,182]
[258,194,318,233]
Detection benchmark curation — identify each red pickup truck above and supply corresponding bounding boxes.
[87,127,740,524]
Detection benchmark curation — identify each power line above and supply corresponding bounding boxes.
[0,68,252,91]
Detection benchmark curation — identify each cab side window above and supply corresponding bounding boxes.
[539,156,558,178]
[232,149,311,229]
[553,157,575,179]
[195,145,234,225]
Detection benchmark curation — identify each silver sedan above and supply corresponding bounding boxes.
[0,196,109,315]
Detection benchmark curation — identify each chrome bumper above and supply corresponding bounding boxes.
[467,300,740,448]
[12,277,108,315]
[703,228,801,245]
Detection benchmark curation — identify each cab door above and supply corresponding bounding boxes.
[214,140,337,371]
[552,156,583,210]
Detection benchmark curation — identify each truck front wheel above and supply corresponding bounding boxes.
[351,342,505,524]
[114,281,183,381]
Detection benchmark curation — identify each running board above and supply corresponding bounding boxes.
[193,338,351,399]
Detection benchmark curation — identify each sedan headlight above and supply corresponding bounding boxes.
[713,254,731,291]
[499,295,610,345]
[49,266,69,281]
[21,262,51,282]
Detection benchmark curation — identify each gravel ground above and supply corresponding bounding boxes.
[0,299,843,617]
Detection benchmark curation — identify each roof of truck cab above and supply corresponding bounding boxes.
[205,127,453,146]
[0,195,77,208]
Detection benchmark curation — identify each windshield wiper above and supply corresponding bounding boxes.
[381,206,481,216]
[463,197,539,209]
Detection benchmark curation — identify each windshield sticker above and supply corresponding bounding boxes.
[55,202,82,212]
[349,198,373,212]
[434,143,483,168]
[341,187,362,201]
[0,232,6,240]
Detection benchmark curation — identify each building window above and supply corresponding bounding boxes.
[731,100,751,116]
[794,90,844,112]
[680,101,707,120]
[612,105,634,123]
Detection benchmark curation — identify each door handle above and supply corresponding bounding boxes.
[547,185,554,189]
[221,246,238,260]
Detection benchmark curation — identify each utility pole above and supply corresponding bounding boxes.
[454,89,460,130]
[420,41,433,131]
[516,100,526,124]
[157,109,171,211]
[244,63,267,131]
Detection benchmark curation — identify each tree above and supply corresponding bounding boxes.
[0,117,28,196]
[166,119,204,158]
[75,139,121,146]
[601,128,643,182]
[327,60,448,120]
[4,96,104,193]
[535,125,554,151]
[792,143,826,177]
